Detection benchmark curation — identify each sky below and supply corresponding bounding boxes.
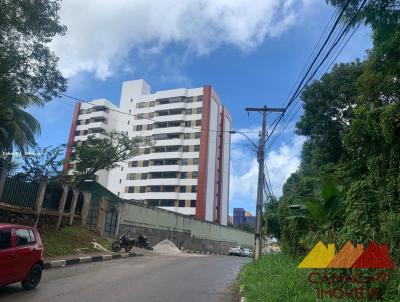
[30,0,372,215]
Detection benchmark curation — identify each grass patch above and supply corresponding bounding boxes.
[237,253,317,302]
[41,226,112,257]
[237,253,400,302]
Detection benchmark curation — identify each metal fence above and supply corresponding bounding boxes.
[0,176,84,214]
[0,177,39,209]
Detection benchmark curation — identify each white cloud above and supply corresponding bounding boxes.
[52,0,315,79]
[230,133,305,205]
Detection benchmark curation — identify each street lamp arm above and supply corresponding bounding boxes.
[229,130,258,149]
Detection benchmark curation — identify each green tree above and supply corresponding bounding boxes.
[236,223,255,233]
[0,0,67,162]
[264,196,280,238]
[296,61,364,167]
[65,131,148,186]
[16,144,65,182]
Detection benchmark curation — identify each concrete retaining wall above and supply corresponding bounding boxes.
[0,206,80,230]
[119,203,254,254]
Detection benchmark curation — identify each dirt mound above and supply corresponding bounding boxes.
[153,239,182,255]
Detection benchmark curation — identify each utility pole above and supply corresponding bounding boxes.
[245,106,285,261]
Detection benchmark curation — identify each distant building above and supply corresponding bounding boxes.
[233,208,245,225]
[233,207,256,226]
[244,216,256,226]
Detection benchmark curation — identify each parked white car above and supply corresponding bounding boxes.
[242,248,253,258]
[229,246,245,256]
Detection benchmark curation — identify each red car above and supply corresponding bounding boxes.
[0,224,44,290]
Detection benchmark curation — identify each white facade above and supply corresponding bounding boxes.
[66,79,231,225]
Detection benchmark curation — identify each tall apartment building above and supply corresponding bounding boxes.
[65,79,232,225]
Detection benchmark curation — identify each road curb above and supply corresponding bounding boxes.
[44,251,144,270]
[184,250,229,256]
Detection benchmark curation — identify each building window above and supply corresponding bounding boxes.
[150,101,155,107]
[183,146,189,152]
[117,192,120,196]
[192,172,198,178]
[196,120,201,126]
[180,186,186,193]
[129,109,131,114]
[194,145,200,152]
[160,200,175,207]
[121,167,124,171]
[137,113,144,120]
[193,158,199,165]
[179,200,185,207]
[186,96,193,103]
[185,109,192,115]
[145,148,150,154]
[119,179,122,184]
[140,186,146,193]
[148,112,154,118]
[139,102,145,108]
[127,173,136,180]
[170,96,182,103]
[181,159,188,166]
[136,125,143,131]
[141,173,147,180]
[148,200,160,206]
[196,107,202,114]
[128,186,135,193]
[143,160,149,167]
[185,121,191,127]
[130,98,133,103]
[147,124,153,130]
[192,186,197,193]
[195,132,200,139]
[190,200,196,207]
[128,120,130,125]
[197,95,203,101]
[184,133,190,139]
[181,172,188,179]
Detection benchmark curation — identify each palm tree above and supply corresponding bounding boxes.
[0,101,41,168]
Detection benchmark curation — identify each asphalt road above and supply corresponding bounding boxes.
[0,254,249,302]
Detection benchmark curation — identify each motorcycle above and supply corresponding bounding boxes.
[111,233,135,252]
[135,233,153,250]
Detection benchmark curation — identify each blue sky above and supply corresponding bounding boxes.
[30,0,372,215]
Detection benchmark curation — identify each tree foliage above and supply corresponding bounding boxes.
[16,144,65,182]
[65,131,148,186]
[279,0,400,271]
[0,0,67,160]
[264,196,280,238]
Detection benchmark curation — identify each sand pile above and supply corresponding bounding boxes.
[153,239,182,255]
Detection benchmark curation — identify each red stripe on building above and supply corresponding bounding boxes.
[63,102,81,172]
[215,107,224,223]
[196,86,211,220]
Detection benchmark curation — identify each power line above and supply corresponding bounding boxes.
[281,8,340,108]
[264,161,274,198]
[265,0,368,149]
[282,0,353,112]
